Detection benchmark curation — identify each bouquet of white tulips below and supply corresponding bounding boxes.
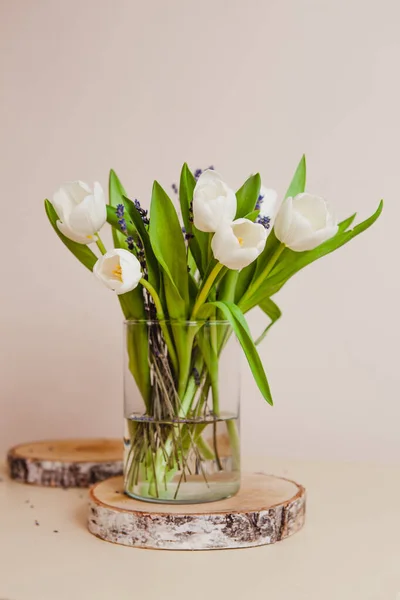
[45,156,382,502]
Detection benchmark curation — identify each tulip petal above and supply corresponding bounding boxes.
[232,219,266,249]
[283,209,314,249]
[293,193,330,231]
[92,181,107,231]
[52,181,106,241]
[193,170,237,233]
[274,191,339,252]
[66,181,92,203]
[288,224,339,251]
[94,249,142,295]
[69,192,106,235]
[195,169,226,191]
[211,218,266,270]
[68,196,97,235]
[57,220,96,244]
[119,251,143,294]
[52,187,75,224]
[274,196,294,243]
[259,187,279,220]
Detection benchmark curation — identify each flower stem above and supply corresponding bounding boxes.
[191,263,225,319]
[96,236,107,255]
[139,278,179,373]
[239,243,285,310]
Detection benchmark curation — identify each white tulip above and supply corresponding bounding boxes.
[94,249,142,295]
[52,181,107,244]
[193,170,237,233]
[274,193,338,252]
[211,218,267,270]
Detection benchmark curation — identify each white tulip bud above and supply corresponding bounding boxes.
[94,249,142,295]
[211,218,267,270]
[193,170,237,233]
[52,181,107,244]
[274,193,338,251]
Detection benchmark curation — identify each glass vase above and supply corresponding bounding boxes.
[123,320,240,504]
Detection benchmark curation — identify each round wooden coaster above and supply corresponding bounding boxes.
[7,438,123,488]
[88,473,306,550]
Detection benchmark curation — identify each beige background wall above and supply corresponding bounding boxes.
[0,0,398,463]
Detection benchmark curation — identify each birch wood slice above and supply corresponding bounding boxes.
[7,438,123,488]
[88,473,306,550]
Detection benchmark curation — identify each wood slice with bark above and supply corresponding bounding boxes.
[7,438,123,488]
[88,473,306,550]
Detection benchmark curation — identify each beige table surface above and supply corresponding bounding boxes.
[0,456,399,600]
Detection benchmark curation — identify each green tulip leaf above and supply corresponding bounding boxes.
[149,180,189,318]
[236,173,261,219]
[218,270,239,304]
[179,163,209,276]
[198,300,273,405]
[338,212,357,233]
[251,228,281,283]
[179,163,195,233]
[285,154,306,198]
[234,262,257,304]
[255,297,282,345]
[122,301,151,407]
[244,210,260,223]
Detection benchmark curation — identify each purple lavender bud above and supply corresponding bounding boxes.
[126,236,135,250]
[172,183,178,194]
[194,168,202,180]
[134,199,150,224]
[255,193,265,211]
[257,215,271,229]
[118,218,128,233]
[116,204,125,218]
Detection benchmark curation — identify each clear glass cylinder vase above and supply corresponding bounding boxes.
[123,320,240,504]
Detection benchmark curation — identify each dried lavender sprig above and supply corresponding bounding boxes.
[257,215,271,229]
[134,199,150,225]
[255,192,265,211]
[114,204,128,233]
[116,203,125,217]
[124,234,147,271]
[126,235,135,251]
[181,226,194,241]
[118,218,128,234]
